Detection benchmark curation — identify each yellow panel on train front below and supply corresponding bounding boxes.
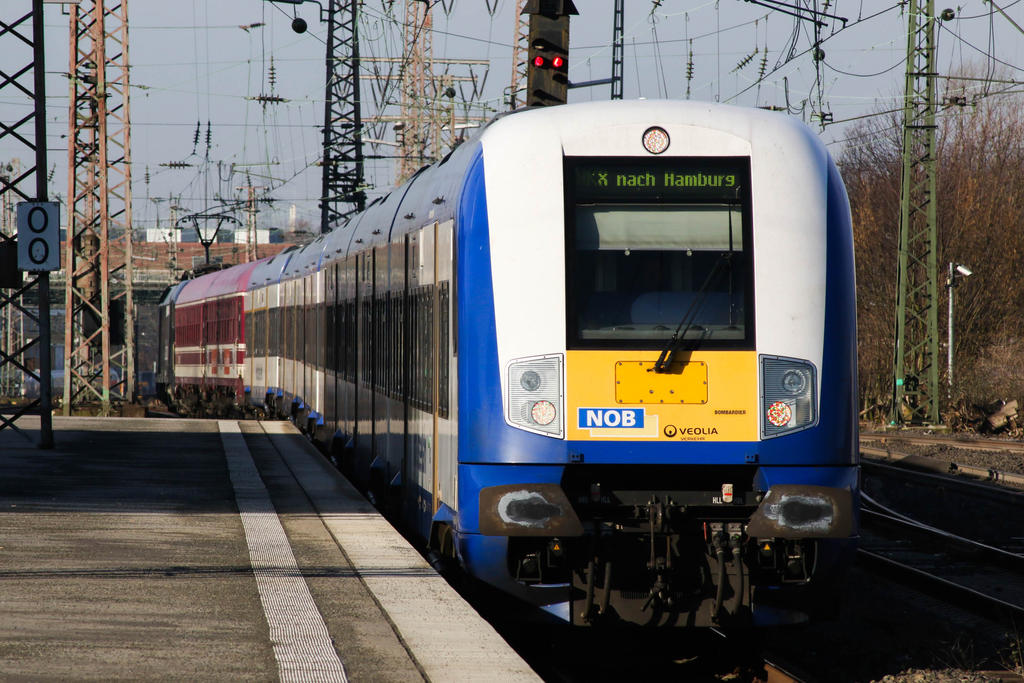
[566,351,759,442]
[614,360,708,404]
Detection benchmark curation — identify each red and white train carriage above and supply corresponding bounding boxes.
[170,261,262,413]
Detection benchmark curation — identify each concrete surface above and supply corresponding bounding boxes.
[0,416,538,682]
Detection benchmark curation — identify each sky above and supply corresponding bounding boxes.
[5,0,1024,234]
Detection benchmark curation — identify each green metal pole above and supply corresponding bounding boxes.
[892,0,940,426]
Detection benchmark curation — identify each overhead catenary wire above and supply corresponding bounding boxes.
[42,0,1024,229]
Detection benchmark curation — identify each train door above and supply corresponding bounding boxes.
[286,279,297,408]
[384,236,406,507]
[370,242,397,505]
[404,228,424,530]
[404,221,455,536]
[339,256,355,446]
[317,269,326,425]
[233,294,244,392]
[299,275,309,411]
[267,283,280,411]
[290,278,299,408]
[244,289,255,400]
[324,263,337,441]
[435,220,457,515]
[308,271,319,416]
[299,274,307,413]
[372,244,389,492]
[257,287,268,404]
[280,282,288,405]
[354,249,374,486]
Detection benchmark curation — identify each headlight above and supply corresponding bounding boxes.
[520,370,542,392]
[478,484,583,536]
[761,356,816,438]
[508,355,563,437]
[746,484,853,538]
[781,369,807,394]
[530,400,557,425]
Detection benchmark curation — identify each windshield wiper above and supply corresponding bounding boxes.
[652,252,732,374]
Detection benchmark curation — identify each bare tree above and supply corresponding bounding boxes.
[838,75,1024,423]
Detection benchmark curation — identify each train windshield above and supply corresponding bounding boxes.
[566,157,753,349]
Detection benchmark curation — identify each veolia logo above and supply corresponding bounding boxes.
[578,407,645,429]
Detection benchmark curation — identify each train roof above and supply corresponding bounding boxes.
[270,100,825,286]
[282,232,330,280]
[322,208,368,260]
[177,259,265,304]
[480,98,820,149]
[348,178,417,252]
[157,280,189,307]
[247,246,297,290]
[275,135,484,284]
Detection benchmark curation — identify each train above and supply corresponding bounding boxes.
[157,100,859,628]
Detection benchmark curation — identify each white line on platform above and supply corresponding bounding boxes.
[258,420,541,683]
[219,420,348,683]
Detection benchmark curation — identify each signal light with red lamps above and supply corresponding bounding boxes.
[532,54,567,70]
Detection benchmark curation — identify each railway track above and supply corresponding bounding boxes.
[477,611,808,682]
[859,494,1024,621]
[861,457,1024,506]
[861,431,1024,454]
[861,439,1024,489]
[859,441,1024,626]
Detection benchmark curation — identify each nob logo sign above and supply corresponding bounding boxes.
[16,202,60,272]
[578,407,645,429]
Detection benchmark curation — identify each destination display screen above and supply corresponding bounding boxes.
[572,158,748,202]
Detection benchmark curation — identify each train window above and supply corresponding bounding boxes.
[386,295,392,394]
[395,293,405,400]
[361,298,372,387]
[373,295,382,392]
[275,307,281,357]
[285,306,292,360]
[318,301,326,371]
[421,287,435,412]
[260,309,267,356]
[326,303,334,372]
[268,308,275,357]
[245,311,252,353]
[338,301,345,379]
[565,156,754,350]
[345,300,356,382]
[307,304,315,366]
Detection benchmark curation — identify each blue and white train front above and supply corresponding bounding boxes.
[452,101,858,627]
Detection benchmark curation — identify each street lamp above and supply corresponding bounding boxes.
[946,262,973,393]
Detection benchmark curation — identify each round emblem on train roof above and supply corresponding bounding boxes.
[642,126,670,154]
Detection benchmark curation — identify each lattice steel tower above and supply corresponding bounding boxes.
[0,0,54,445]
[397,0,433,183]
[321,0,365,231]
[63,0,135,414]
[611,0,623,99]
[891,0,939,425]
[509,0,529,109]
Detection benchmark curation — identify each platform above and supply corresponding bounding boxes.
[0,416,539,682]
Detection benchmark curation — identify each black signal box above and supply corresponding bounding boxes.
[524,1,577,107]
